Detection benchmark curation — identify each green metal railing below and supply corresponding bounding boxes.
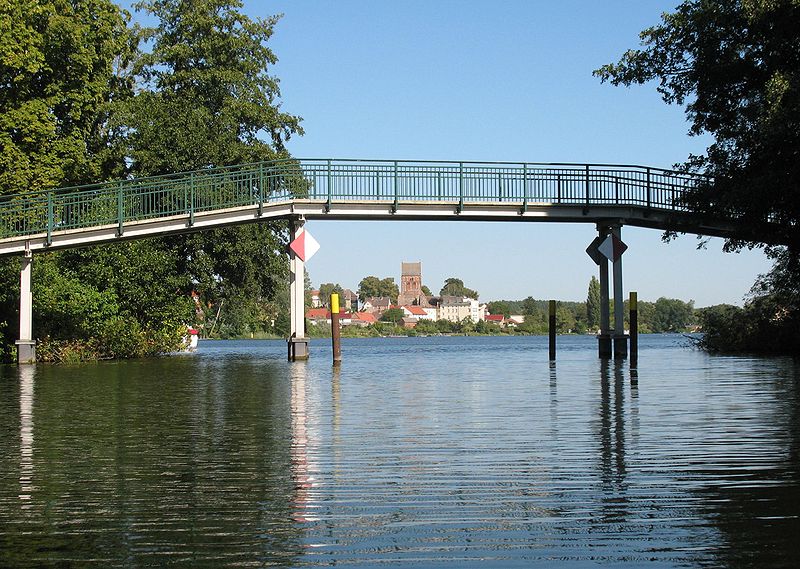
[0,159,706,242]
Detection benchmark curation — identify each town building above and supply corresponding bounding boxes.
[361,296,391,315]
[397,262,431,306]
[437,296,487,323]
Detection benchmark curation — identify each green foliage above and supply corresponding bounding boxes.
[421,285,432,296]
[439,277,478,299]
[586,276,601,331]
[486,300,511,317]
[595,0,800,250]
[0,0,133,196]
[697,248,800,353]
[357,276,399,303]
[651,297,695,333]
[380,308,405,324]
[318,282,343,307]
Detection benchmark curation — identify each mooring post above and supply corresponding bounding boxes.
[330,293,342,366]
[629,291,638,364]
[597,225,612,359]
[548,300,556,361]
[287,218,309,361]
[16,248,36,364]
[611,225,628,359]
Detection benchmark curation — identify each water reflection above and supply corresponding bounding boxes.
[18,366,34,505]
[290,362,315,523]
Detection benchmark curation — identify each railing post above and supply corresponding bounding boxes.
[326,159,332,212]
[189,172,195,226]
[498,172,503,202]
[646,167,652,210]
[393,161,399,213]
[557,173,562,204]
[375,169,380,200]
[615,176,620,205]
[585,164,591,209]
[521,163,528,213]
[117,182,124,236]
[437,171,442,201]
[257,163,264,216]
[46,191,53,245]
[458,162,464,213]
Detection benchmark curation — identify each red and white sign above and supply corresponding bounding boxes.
[598,234,627,262]
[289,228,320,262]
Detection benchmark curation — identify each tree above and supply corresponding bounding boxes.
[487,300,511,318]
[586,276,601,331]
[651,297,695,332]
[595,0,800,251]
[0,0,133,197]
[421,285,432,296]
[318,282,343,307]
[440,277,478,299]
[357,276,399,303]
[380,307,405,324]
[521,296,539,316]
[120,0,303,333]
[596,0,800,353]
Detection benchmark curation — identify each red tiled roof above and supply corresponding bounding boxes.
[486,314,504,322]
[404,305,427,316]
[352,312,377,323]
[305,308,328,319]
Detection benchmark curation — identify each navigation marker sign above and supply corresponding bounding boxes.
[598,234,627,262]
[289,228,320,262]
[585,236,606,266]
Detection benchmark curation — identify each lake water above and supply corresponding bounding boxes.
[1,335,798,568]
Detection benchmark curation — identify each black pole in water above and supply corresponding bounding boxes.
[629,291,638,365]
[549,300,556,361]
[331,293,342,366]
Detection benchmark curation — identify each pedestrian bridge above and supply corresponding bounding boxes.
[0,158,751,256]
[0,158,777,364]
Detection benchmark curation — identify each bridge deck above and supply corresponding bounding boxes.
[0,159,741,256]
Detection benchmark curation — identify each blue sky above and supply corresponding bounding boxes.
[128,1,774,306]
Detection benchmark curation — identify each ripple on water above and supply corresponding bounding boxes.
[0,335,798,568]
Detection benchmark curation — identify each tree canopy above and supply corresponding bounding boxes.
[595,0,800,251]
[357,276,399,303]
[439,277,478,299]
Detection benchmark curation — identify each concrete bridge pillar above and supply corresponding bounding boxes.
[597,225,612,359]
[611,225,628,359]
[287,218,309,361]
[16,248,36,364]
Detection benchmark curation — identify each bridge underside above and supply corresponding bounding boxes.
[0,199,740,256]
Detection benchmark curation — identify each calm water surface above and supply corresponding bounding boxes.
[1,335,798,567]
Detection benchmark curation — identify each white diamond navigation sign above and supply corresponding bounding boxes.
[598,234,628,262]
[288,228,320,262]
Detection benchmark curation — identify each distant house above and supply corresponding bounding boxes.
[305,307,328,324]
[437,296,486,323]
[350,312,378,327]
[402,305,431,320]
[305,308,352,326]
[340,288,358,311]
[400,317,418,329]
[506,315,525,328]
[362,296,392,315]
[310,290,321,308]
[485,314,505,326]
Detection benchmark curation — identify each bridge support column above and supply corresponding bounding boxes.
[16,248,36,364]
[611,225,628,359]
[288,219,309,361]
[597,225,612,359]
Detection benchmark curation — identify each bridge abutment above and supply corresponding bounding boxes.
[16,249,35,364]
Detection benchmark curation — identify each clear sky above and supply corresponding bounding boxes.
[128,0,774,306]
